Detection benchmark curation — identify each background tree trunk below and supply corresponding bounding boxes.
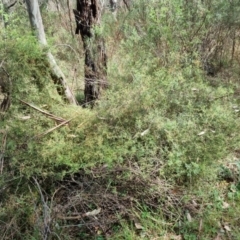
[25,0,77,105]
[110,0,117,12]
[74,0,107,106]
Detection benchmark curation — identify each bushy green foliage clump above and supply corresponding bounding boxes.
[1,0,240,239]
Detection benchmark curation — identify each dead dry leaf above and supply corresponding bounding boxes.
[134,222,144,230]
[197,130,206,136]
[192,200,198,207]
[84,208,101,217]
[198,218,203,233]
[19,115,31,120]
[224,225,231,232]
[67,134,77,138]
[140,129,150,136]
[186,212,192,222]
[222,201,230,209]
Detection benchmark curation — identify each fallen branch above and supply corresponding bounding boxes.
[19,99,66,123]
[57,208,101,220]
[32,177,51,240]
[0,131,7,174]
[0,59,5,68]
[34,118,72,138]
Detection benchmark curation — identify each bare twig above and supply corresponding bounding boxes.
[209,93,233,101]
[0,131,7,174]
[231,28,236,65]
[67,0,74,37]
[0,59,5,68]
[53,44,81,63]
[34,118,72,138]
[19,99,66,122]
[123,0,131,11]
[57,208,101,220]
[2,217,18,240]
[33,177,51,240]
[56,214,82,220]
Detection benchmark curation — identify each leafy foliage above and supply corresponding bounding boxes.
[1,0,240,239]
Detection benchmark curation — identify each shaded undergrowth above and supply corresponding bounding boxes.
[1,0,240,239]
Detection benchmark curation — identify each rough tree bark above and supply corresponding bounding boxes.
[1,0,17,27]
[74,0,107,106]
[25,0,77,105]
[110,0,117,11]
[122,0,131,11]
[0,65,12,112]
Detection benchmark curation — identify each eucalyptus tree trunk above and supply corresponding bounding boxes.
[122,0,131,10]
[1,0,17,27]
[1,0,17,10]
[25,0,77,105]
[74,0,107,106]
[110,0,117,11]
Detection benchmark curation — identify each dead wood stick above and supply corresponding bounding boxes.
[56,207,101,220]
[19,99,66,122]
[0,132,7,174]
[32,177,51,240]
[56,214,82,220]
[34,119,72,138]
[0,59,5,68]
